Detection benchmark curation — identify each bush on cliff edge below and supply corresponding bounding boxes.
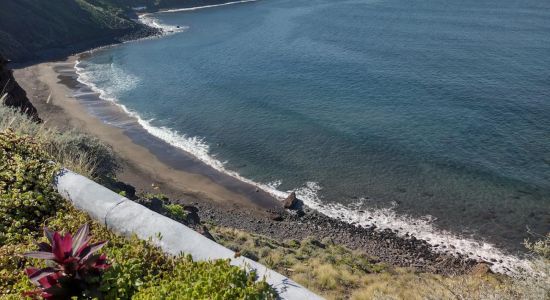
[0,127,276,299]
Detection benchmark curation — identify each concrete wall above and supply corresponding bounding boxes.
[55,169,323,300]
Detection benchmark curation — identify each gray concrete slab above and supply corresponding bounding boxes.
[55,169,323,300]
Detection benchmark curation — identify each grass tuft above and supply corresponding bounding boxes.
[0,103,118,178]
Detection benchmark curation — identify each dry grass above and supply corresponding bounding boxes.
[0,102,118,178]
[3,96,548,299]
[210,226,550,300]
[210,226,387,299]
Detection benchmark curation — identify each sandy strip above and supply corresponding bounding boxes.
[13,56,280,214]
[12,57,491,275]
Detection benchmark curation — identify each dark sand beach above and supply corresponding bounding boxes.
[13,57,485,275]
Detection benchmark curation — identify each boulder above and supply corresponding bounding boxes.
[283,192,298,209]
[271,214,284,221]
[149,198,164,212]
[182,205,201,225]
[183,205,199,213]
[111,181,136,199]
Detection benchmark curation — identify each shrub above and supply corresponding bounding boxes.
[164,203,188,222]
[0,129,61,245]
[0,104,118,179]
[0,128,277,299]
[0,243,35,294]
[42,207,277,300]
[133,257,277,300]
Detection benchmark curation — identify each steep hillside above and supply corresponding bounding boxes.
[0,0,240,63]
[0,55,39,121]
[0,0,157,63]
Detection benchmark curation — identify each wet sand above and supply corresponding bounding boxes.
[13,56,483,275]
[14,56,282,214]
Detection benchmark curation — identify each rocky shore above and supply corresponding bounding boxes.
[8,1,496,278]
[13,54,489,278]
[104,173,481,276]
[112,176,484,276]
[175,194,482,275]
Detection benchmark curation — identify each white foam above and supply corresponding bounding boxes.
[293,182,531,274]
[72,15,532,276]
[75,60,289,201]
[157,0,258,13]
[138,0,257,35]
[77,68,533,274]
[138,14,188,35]
[75,60,139,103]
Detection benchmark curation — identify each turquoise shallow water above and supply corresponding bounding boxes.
[77,0,550,251]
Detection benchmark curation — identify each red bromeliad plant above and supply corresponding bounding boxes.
[23,224,110,299]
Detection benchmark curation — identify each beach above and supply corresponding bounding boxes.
[13,56,485,275]
[14,56,281,211]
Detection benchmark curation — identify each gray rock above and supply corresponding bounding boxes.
[284,192,298,209]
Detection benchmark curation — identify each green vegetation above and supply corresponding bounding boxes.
[1,102,549,299]
[210,226,550,300]
[0,0,234,62]
[0,112,276,298]
[0,104,117,179]
[0,0,148,62]
[164,203,189,222]
[0,129,62,245]
[210,226,386,299]
[133,258,273,299]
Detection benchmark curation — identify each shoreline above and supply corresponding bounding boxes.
[9,1,529,276]
[13,56,485,276]
[153,0,259,13]
[14,57,279,213]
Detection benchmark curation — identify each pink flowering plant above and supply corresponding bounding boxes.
[23,224,110,299]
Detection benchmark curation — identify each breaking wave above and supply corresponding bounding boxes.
[73,0,533,275]
[74,59,530,275]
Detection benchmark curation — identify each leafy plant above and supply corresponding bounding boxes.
[0,105,119,180]
[23,224,110,299]
[164,203,188,222]
[133,256,277,300]
[0,129,61,245]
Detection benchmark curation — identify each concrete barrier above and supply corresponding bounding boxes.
[55,169,323,300]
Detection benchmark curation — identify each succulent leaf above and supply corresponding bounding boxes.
[71,223,89,255]
[44,227,55,244]
[24,251,56,260]
[26,267,57,285]
[23,224,110,299]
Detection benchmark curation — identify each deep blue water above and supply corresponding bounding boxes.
[78,0,550,251]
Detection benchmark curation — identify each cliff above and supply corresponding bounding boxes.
[0,0,237,64]
[0,0,158,63]
[0,55,39,121]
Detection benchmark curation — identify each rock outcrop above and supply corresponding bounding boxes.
[0,0,159,63]
[283,192,298,209]
[0,55,40,121]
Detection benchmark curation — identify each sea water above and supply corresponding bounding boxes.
[75,0,550,266]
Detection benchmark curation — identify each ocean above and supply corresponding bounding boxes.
[75,0,550,267]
